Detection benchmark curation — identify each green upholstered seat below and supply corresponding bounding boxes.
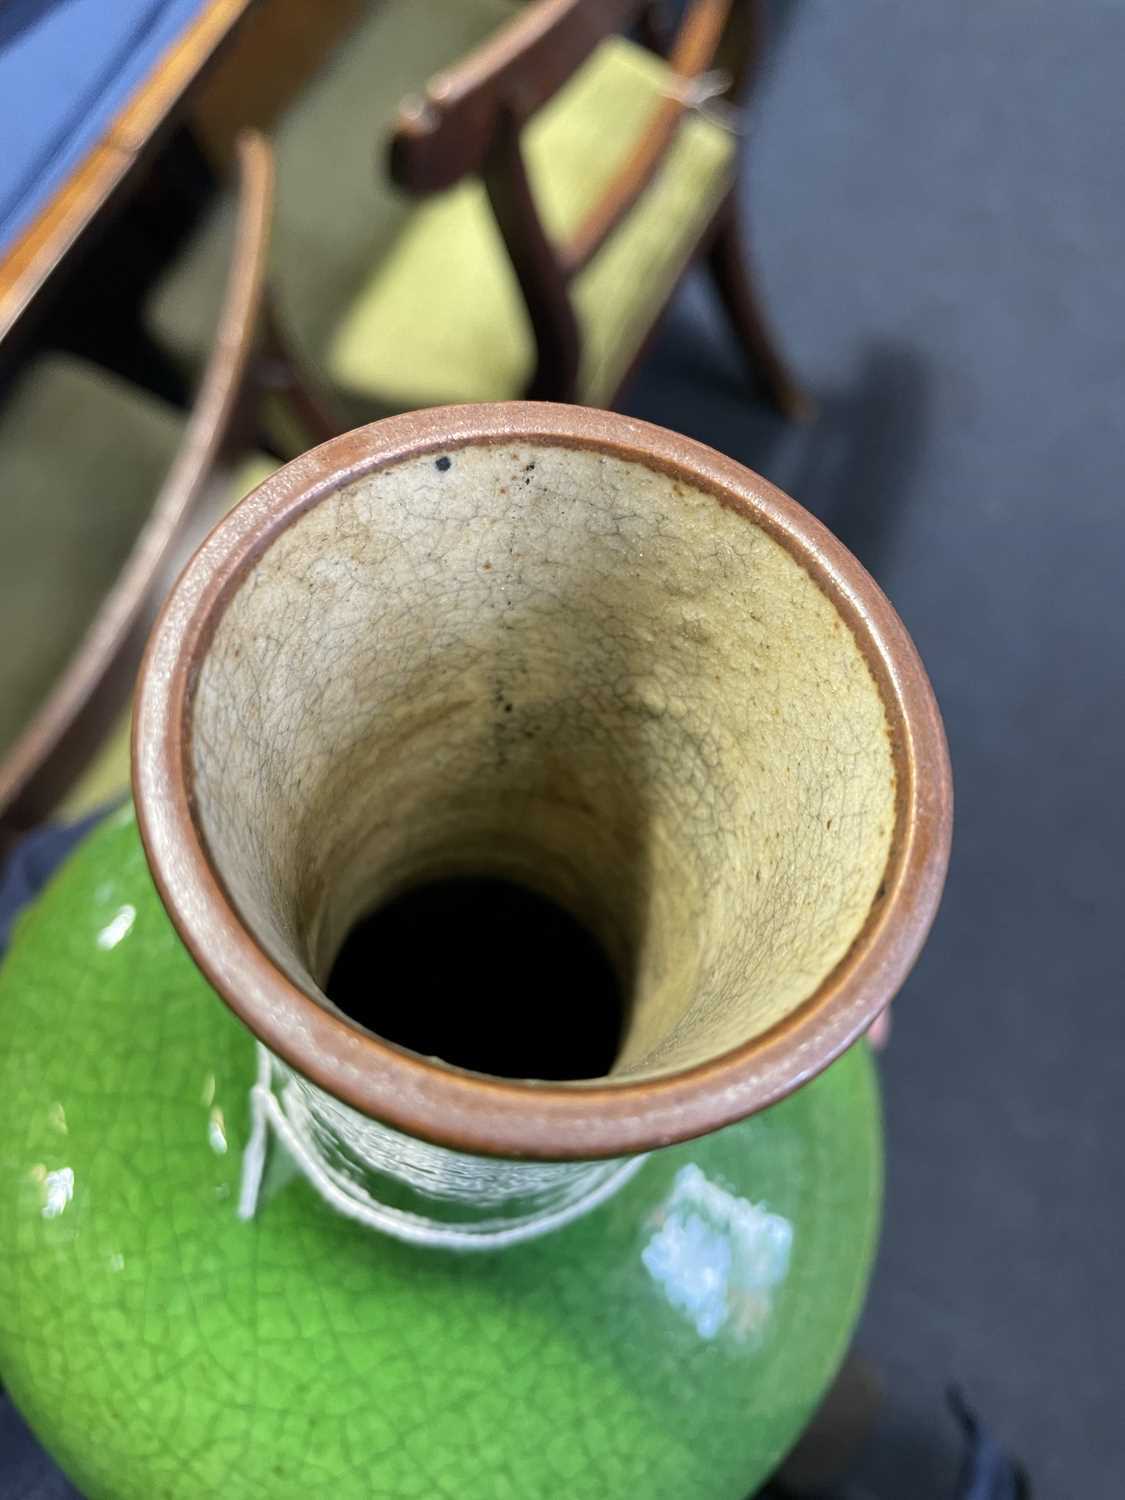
[54,451,277,822]
[150,10,735,415]
[0,356,275,817]
[150,0,522,393]
[0,357,183,762]
[329,38,735,409]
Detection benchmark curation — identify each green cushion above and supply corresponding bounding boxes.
[56,450,277,821]
[149,0,522,376]
[328,38,736,409]
[0,356,184,761]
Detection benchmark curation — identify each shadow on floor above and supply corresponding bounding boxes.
[625,306,931,592]
[783,344,930,584]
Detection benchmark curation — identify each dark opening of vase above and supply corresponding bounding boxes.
[325,876,625,1080]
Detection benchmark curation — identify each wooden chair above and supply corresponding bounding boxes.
[0,133,327,850]
[149,0,805,429]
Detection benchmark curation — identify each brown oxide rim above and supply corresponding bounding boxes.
[133,403,952,1161]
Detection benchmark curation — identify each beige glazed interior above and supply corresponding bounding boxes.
[189,439,897,1084]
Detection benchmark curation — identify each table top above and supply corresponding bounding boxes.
[0,0,254,343]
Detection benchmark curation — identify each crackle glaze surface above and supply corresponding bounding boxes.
[0,811,882,1499]
[192,439,896,1081]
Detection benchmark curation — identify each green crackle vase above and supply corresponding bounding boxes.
[1,810,880,1500]
[0,405,950,1497]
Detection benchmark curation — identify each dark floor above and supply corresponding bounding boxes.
[4,2,1124,1496]
[626,3,1125,1495]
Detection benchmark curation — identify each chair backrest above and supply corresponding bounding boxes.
[388,0,745,398]
[0,132,275,844]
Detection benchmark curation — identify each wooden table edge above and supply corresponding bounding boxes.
[0,0,258,345]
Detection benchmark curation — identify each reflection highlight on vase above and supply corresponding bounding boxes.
[96,904,136,951]
[31,1164,75,1220]
[642,1164,792,1341]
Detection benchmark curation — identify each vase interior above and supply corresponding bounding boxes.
[188,439,897,1084]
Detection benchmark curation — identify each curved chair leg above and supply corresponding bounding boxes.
[706,197,813,422]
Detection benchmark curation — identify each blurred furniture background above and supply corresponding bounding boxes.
[0,0,804,846]
[151,0,806,422]
[0,0,255,347]
[0,134,288,848]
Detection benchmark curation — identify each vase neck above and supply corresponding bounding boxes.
[239,1046,647,1250]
